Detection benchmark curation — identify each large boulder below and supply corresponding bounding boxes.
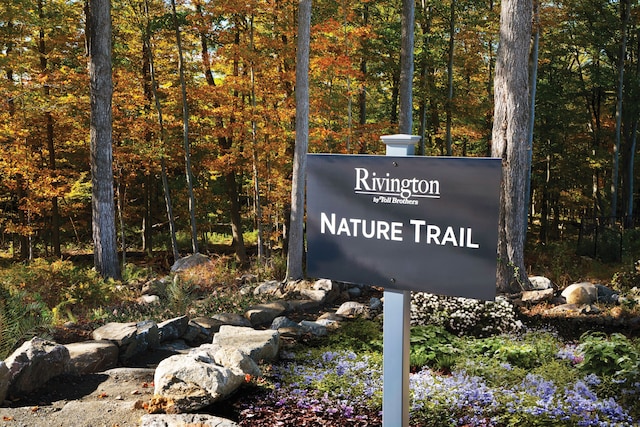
[153,350,245,412]
[4,337,69,396]
[170,253,210,273]
[561,282,598,305]
[64,340,119,375]
[93,320,160,360]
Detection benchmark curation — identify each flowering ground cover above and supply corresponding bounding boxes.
[232,318,640,426]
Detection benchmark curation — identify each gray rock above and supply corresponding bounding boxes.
[313,279,341,303]
[299,320,328,336]
[0,361,9,404]
[141,277,171,297]
[529,276,554,290]
[300,288,327,303]
[212,312,253,328]
[158,316,190,342]
[64,340,119,375]
[521,288,555,304]
[170,253,211,272]
[4,337,70,395]
[138,294,161,305]
[561,282,598,305]
[198,344,261,378]
[92,322,137,346]
[253,280,282,296]
[369,297,383,311]
[270,316,301,330]
[596,284,619,304]
[336,301,368,317]
[141,414,239,427]
[244,301,288,326]
[213,325,280,363]
[287,299,322,313]
[153,352,244,412]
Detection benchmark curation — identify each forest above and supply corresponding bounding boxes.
[0,0,638,265]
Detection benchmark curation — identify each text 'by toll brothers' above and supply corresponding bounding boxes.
[320,212,480,248]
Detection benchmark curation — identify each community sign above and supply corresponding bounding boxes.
[306,154,502,301]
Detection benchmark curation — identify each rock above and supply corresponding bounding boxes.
[4,337,70,395]
[92,322,138,345]
[142,277,171,297]
[200,344,261,378]
[64,340,119,375]
[596,284,619,304]
[0,361,9,404]
[369,297,383,311]
[545,304,582,316]
[154,351,245,412]
[313,279,341,304]
[287,299,322,313]
[300,288,327,303]
[158,316,190,342]
[170,253,211,273]
[92,321,160,361]
[528,276,554,290]
[138,295,161,305]
[336,301,368,317]
[212,326,280,363]
[211,313,253,328]
[253,280,282,296]
[521,288,555,304]
[561,282,598,305]
[244,301,288,326]
[270,316,301,331]
[141,414,239,427]
[191,316,225,335]
[299,320,328,336]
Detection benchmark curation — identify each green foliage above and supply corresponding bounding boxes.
[577,332,640,383]
[466,331,559,370]
[0,259,117,319]
[0,287,51,359]
[321,319,383,353]
[410,325,461,371]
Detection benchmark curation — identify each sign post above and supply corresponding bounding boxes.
[381,134,418,427]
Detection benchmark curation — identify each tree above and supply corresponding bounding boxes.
[286,0,311,281]
[491,0,531,293]
[88,0,121,280]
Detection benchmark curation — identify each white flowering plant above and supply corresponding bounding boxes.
[410,292,523,336]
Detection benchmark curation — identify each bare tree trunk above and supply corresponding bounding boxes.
[143,0,179,261]
[491,0,532,293]
[39,0,61,257]
[445,0,455,155]
[170,0,198,254]
[610,0,629,224]
[286,0,311,281]
[398,0,415,134]
[88,0,121,280]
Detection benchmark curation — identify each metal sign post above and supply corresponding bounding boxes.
[381,134,419,427]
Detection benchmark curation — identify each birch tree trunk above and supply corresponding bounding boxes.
[491,0,531,293]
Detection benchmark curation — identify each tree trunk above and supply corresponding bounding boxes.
[398,0,415,134]
[491,0,532,293]
[142,0,179,261]
[286,0,311,281]
[39,0,61,257]
[610,0,629,224]
[171,0,198,254]
[88,0,121,280]
[445,0,455,155]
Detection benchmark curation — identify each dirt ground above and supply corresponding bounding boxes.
[0,368,155,427]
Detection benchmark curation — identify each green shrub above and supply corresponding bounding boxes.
[0,287,51,359]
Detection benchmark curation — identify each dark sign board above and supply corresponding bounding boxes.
[306,154,502,301]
